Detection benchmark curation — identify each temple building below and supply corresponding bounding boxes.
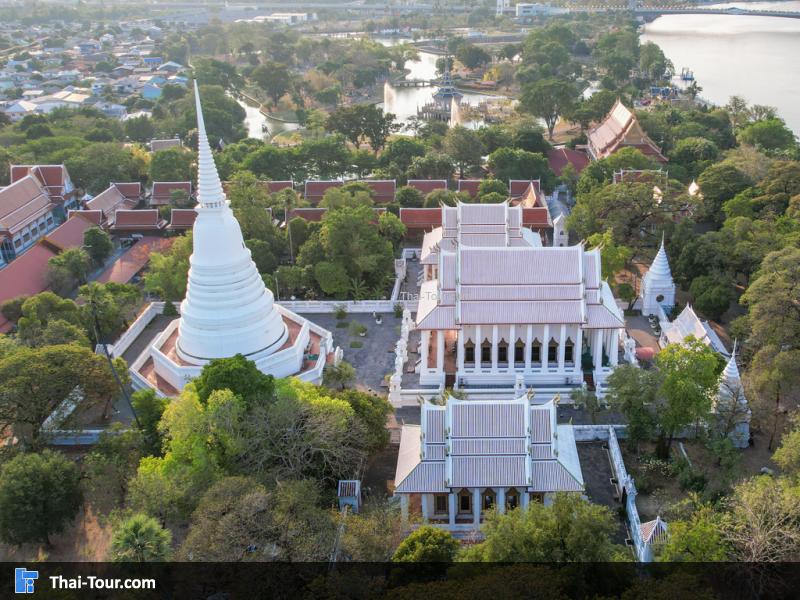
[394,394,584,529]
[414,202,624,393]
[138,87,335,394]
[586,100,667,163]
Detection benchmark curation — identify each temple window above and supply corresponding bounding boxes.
[434,494,448,515]
[497,339,508,363]
[458,489,472,513]
[514,338,524,363]
[531,339,541,363]
[565,338,574,363]
[548,338,558,363]
[482,489,496,511]
[464,339,475,364]
[481,339,491,363]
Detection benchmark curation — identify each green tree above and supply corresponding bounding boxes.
[487,147,555,191]
[323,360,356,390]
[0,344,118,448]
[109,513,172,562]
[194,354,275,409]
[455,43,491,69]
[654,338,721,458]
[378,211,406,251]
[406,153,454,181]
[143,232,193,301]
[341,501,403,561]
[658,505,730,561]
[84,426,145,510]
[461,494,625,561]
[78,282,141,344]
[252,61,293,107]
[0,450,82,545]
[124,115,156,143]
[150,146,194,183]
[478,178,508,199]
[65,142,145,195]
[671,137,719,179]
[443,126,485,178]
[519,78,578,139]
[606,364,659,452]
[83,226,113,265]
[15,291,84,348]
[773,417,800,478]
[392,525,459,562]
[131,388,169,456]
[381,137,426,173]
[689,275,734,321]
[395,185,424,208]
[738,118,796,151]
[585,230,632,279]
[697,162,753,224]
[47,247,92,295]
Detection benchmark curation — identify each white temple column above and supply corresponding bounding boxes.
[473,488,481,526]
[525,325,532,371]
[574,328,583,373]
[498,488,506,514]
[421,330,430,371]
[491,325,498,371]
[593,329,603,372]
[448,493,456,526]
[521,491,530,509]
[509,324,515,368]
[476,325,482,366]
[421,494,430,523]
[558,324,566,371]
[610,329,620,366]
[457,330,464,372]
[436,330,444,372]
[542,324,550,370]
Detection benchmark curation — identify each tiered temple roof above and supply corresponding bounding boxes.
[586,100,667,162]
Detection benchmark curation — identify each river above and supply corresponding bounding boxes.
[641,1,800,132]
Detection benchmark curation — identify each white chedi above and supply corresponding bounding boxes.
[713,342,751,449]
[640,235,676,316]
[175,86,287,363]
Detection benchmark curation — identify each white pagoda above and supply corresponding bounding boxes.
[640,236,676,316]
[713,343,751,449]
[140,86,335,394]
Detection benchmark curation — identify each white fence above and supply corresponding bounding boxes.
[572,424,627,442]
[99,301,171,359]
[607,426,650,562]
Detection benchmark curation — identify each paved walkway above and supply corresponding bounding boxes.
[626,315,661,358]
[578,442,628,544]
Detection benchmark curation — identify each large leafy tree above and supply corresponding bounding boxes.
[83,226,113,265]
[0,450,83,545]
[47,247,93,295]
[738,118,796,151]
[78,282,142,344]
[519,78,578,139]
[392,526,459,562]
[0,344,118,447]
[252,61,293,107]
[15,292,85,348]
[657,505,730,562]
[443,126,485,178]
[697,162,753,224]
[460,493,625,561]
[486,147,555,191]
[194,354,275,409]
[143,233,193,301]
[149,146,194,183]
[65,142,146,194]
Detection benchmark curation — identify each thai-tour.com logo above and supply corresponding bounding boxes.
[14,568,38,594]
[14,567,156,594]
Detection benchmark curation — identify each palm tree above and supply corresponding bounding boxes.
[109,514,172,562]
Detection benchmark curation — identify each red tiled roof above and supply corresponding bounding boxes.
[400,208,442,229]
[0,244,55,332]
[522,207,551,228]
[68,209,103,225]
[0,175,53,234]
[457,179,481,197]
[363,179,396,203]
[96,236,174,285]
[151,182,192,205]
[304,180,342,202]
[509,179,540,199]
[266,180,294,193]
[112,182,142,200]
[150,138,182,152]
[289,207,386,223]
[10,165,67,189]
[111,209,166,230]
[43,213,95,250]
[408,179,447,195]
[547,148,590,176]
[169,208,197,229]
[586,100,667,162]
[86,185,135,221]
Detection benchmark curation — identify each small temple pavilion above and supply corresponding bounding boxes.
[137,86,335,394]
[586,100,667,163]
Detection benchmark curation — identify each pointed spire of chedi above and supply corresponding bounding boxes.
[722,340,741,383]
[175,84,287,364]
[649,233,673,281]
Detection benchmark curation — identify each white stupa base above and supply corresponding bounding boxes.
[140,304,336,395]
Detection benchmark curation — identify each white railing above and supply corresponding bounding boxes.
[572,424,627,442]
[99,301,173,359]
[388,309,413,405]
[607,426,649,562]
[277,299,397,313]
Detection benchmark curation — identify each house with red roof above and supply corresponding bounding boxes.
[111,182,143,203]
[547,147,590,176]
[363,179,396,204]
[85,184,138,228]
[457,179,481,198]
[9,165,78,212]
[168,208,197,231]
[585,100,667,163]
[304,180,342,205]
[408,180,447,196]
[111,209,167,233]
[150,182,193,206]
[0,175,58,266]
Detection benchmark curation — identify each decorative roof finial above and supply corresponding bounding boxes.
[722,339,741,382]
[194,83,226,210]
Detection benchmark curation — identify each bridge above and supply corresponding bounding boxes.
[633,6,800,19]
